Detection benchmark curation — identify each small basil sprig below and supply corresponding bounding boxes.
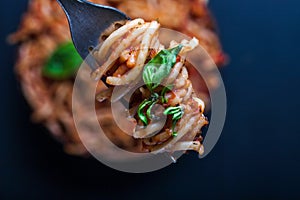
[137,45,183,128]
[163,106,184,137]
[143,45,183,91]
[42,41,82,80]
[137,93,159,126]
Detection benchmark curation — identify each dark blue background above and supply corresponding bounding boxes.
[1,0,299,199]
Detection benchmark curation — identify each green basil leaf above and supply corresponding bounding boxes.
[172,132,178,137]
[138,99,153,125]
[146,100,158,120]
[163,106,181,115]
[143,45,183,90]
[42,41,82,80]
[172,120,178,137]
[163,106,184,136]
[173,111,183,120]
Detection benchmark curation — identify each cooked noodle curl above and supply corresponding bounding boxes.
[94,19,208,155]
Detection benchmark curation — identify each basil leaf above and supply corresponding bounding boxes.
[137,93,159,125]
[146,100,158,120]
[164,106,184,136]
[138,99,153,125]
[163,106,181,115]
[42,41,82,80]
[143,45,183,90]
[173,111,183,120]
[171,120,178,137]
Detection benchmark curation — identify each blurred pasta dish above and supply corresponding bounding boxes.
[9,0,226,156]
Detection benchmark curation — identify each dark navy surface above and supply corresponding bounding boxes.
[0,0,299,199]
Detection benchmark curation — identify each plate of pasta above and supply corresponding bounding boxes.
[10,0,226,167]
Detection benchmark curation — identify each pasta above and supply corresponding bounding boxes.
[93,19,208,155]
[10,0,225,156]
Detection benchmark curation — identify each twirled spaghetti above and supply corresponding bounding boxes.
[93,19,208,155]
[10,0,225,156]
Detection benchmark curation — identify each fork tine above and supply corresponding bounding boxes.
[56,0,129,60]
